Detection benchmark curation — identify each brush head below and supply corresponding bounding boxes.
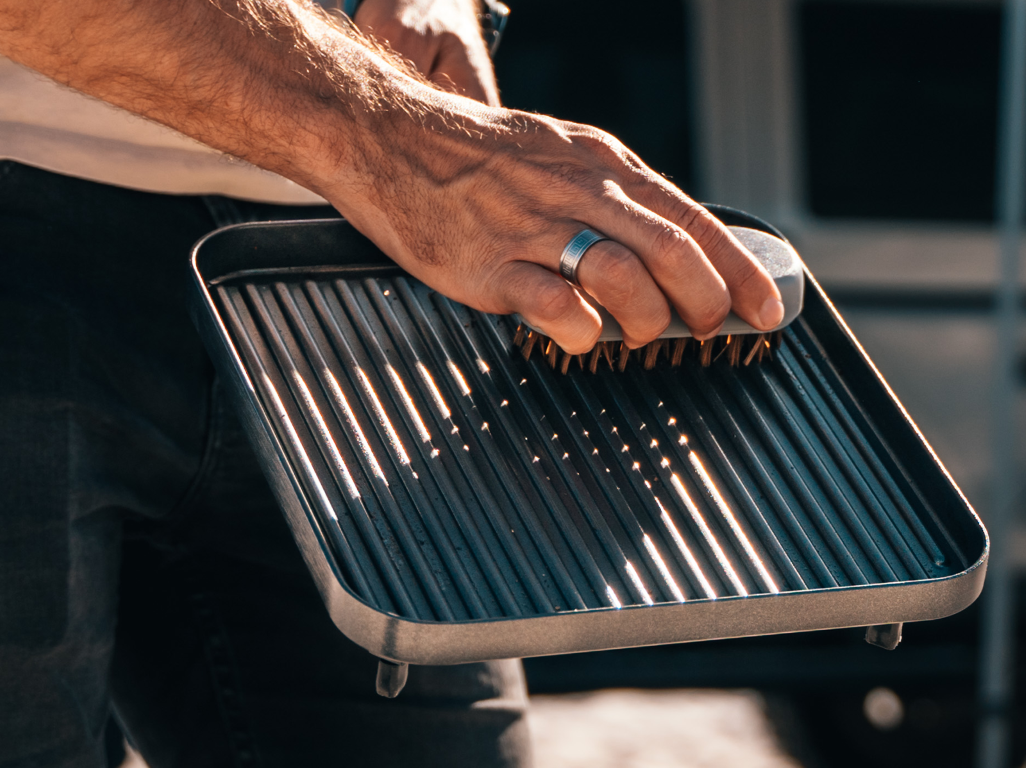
[521,226,804,342]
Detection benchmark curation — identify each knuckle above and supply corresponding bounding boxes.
[723,257,761,293]
[590,249,647,309]
[675,203,717,238]
[574,126,627,160]
[596,134,626,158]
[600,245,640,286]
[689,294,731,334]
[531,279,578,325]
[649,226,690,269]
[545,162,595,195]
[563,327,600,356]
[634,305,672,345]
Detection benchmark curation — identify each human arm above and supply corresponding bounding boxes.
[0,0,784,353]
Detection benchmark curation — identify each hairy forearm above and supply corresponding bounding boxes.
[0,0,784,354]
[0,0,436,194]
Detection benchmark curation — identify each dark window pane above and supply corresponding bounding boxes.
[800,1,1000,221]
[494,0,694,191]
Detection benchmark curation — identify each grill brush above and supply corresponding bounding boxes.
[515,226,804,373]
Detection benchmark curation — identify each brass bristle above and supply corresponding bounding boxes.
[712,336,731,363]
[671,337,687,367]
[727,335,743,366]
[758,335,771,363]
[643,340,663,370]
[617,342,630,372]
[521,330,538,360]
[743,335,761,366]
[699,339,714,367]
[518,323,780,373]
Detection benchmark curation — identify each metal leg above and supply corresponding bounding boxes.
[865,623,902,651]
[376,659,409,698]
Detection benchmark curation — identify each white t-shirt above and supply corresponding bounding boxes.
[0,56,327,205]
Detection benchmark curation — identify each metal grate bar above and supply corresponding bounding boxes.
[597,375,776,596]
[659,366,836,589]
[245,284,450,619]
[302,281,524,616]
[276,283,489,618]
[739,366,903,582]
[772,341,930,580]
[404,281,619,608]
[679,362,856,587]
[706,364,874,585]
[375,278,595,611]
[427,288,659,606]
[309,281,543,615]
[218,286,401,614]
[438,291,670,605]
[641,369,809,592]
[621,369,788,593]
[784,327,959,570]
[337,279,570,611]
[478,319,695,604]
[564,374,726,600]
[214,275,963,621]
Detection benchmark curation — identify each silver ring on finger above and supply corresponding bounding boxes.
[559,228,610,286]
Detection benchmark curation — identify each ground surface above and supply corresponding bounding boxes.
[528,689,800,768]
[120,689,802,767]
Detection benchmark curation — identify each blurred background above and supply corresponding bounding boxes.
[493,1,1025,766]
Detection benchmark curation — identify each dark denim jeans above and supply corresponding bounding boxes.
[0,162,531,768]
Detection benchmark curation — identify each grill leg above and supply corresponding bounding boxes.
[376,659,409,698]
[865,623,903,650]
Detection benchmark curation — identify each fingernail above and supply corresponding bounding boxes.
[759,297,785,329]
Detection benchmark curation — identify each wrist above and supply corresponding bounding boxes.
[292,63,441,196]
[309,80,510,258]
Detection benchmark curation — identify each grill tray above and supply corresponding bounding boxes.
[189,213,987,667]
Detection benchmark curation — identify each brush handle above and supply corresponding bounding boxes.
[521,226,805,343]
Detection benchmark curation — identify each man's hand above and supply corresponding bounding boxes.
[0,0,783,354]
[327,90,785,353]
[354,0,499,106]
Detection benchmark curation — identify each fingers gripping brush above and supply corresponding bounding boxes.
[513,226,805,373]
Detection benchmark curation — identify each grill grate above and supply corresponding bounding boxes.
[214,274,966,623]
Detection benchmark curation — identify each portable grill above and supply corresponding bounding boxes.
[188,208,987,697]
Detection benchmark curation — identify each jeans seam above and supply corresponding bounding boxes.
[167,375,225,522]
[188,583,264,768]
